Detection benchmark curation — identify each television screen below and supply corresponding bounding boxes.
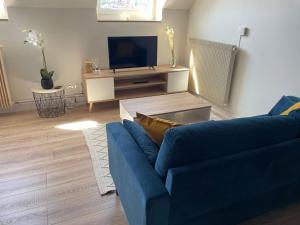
[108,36,158,70]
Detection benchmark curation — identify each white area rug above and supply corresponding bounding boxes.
[82,124,116,195]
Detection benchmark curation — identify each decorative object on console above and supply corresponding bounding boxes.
[84,60,94,73]
[91,58,100,71]
[23,29,54,89]
[165,25,176,68]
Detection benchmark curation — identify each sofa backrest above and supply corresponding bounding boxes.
[155,115,300,178]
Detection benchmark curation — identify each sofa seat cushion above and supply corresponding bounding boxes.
[269,96,300,115]
[155,116,300,178]
[123,119,159,165]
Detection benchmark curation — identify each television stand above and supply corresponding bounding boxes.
[82,65,189,112]
[133,80,149,84]
[112,66,156,74]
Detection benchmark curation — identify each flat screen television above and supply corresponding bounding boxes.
[108,36,158,71]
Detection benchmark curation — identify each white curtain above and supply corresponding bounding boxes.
[0,46,12,108]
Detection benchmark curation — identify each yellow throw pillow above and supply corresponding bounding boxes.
[281,102,300,116]
[136,113,182,146]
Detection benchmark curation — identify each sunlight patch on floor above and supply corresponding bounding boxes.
[55,120,99,131]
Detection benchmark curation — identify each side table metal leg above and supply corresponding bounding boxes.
[89,102,94,113]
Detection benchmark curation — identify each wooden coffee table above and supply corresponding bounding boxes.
[119,92,211,124]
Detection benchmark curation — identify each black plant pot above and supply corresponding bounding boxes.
[41,78,54,90]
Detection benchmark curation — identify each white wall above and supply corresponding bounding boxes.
[188,0,300,117]
[0,7,188,102]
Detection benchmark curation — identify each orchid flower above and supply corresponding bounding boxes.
[23,29,47,69]
[23,29,44,48]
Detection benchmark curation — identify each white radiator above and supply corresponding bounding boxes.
[189,38,238,106]
[0,46,13,109]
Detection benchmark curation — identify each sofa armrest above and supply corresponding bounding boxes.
[106,122,170,225]
[165,139,300,224]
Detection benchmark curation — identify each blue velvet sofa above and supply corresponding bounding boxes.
[107,97,300,225]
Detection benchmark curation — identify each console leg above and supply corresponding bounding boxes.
[89,103,94,113]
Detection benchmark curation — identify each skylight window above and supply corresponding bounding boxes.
[101,0,150,10]
[0,0,8,20]
[97,0,165,22]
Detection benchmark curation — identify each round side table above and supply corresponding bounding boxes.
[32,87,66,118]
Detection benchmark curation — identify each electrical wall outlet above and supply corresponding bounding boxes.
[65,83,82,95]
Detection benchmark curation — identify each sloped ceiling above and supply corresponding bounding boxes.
[5,0,195,10]
[5,0,96,8]
[164,0,195,10]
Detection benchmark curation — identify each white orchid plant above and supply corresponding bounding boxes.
[165,25,176,68]
[23,29,54,80]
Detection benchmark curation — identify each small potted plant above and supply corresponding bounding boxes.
[23,29,54,89]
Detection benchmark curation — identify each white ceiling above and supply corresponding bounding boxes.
[5,0,195,10]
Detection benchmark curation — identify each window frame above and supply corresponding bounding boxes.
[97,0,164,22]
[0,0,8,21]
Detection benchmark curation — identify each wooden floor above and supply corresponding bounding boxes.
[0,103,300,225]
[0,103,128,225]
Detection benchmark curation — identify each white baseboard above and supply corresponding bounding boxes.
[0,94,87,114]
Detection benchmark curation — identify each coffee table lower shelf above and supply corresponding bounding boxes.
[119,92,212,124]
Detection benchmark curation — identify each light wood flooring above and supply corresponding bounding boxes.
[0,103,128,225]
[0,103,300,225]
